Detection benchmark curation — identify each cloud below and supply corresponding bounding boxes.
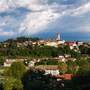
[19,9,60,34]
[72,2,90,16]
[0,0,48,13]
[0,0,90,38]
[0,28,15,36]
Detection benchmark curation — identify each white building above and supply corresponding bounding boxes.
[75,41,83,46]
[35,68,60,76]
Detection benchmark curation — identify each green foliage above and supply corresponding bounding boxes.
[25,79,54,90]
[13,79,23,90]
[5,36,41,43]
[58,62,67,74]
[63,45,70,54]
[79,45,89,54]
[0,57,5,65]
[0,44,4,48]
[47,59,59,65]
[3,68,12,79]
[0,39,81,58]
[21,69,54,90]
[3,80,13,90]
[4,61,26,79]
[87,58,90,63]
[75,56,81,65]
[23,60,28,66]
[0,48,7,56]
[78,59,89,73]
[70,71,90,90]
[66,60,77,74]
[35,59,59,65]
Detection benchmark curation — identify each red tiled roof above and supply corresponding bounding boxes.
[55,74,74,80]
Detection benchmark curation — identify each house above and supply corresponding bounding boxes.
[32,42,39,47]
[66,41,74,46]
[63,54,71,58]
[22,41,31,46]
[50,74,74,88]
[56,40,65,44]
[65,41,79,50]
[35,68,60,76]
[55,74,74,80]
[4,59,27,66]
[3,43,9,47]
[38,57,49,61]
[17,42,22,47]
[52,57,65,62]
[4,61,12,67]
[75,41,83,46]
[58,55,64,58]
[28,61,35,67]
[63,58,76,62]
[45,41,58,47]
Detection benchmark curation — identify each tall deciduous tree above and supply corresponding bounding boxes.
[3,81,13,90]
[4,61,26,79]
[13,79,23,90]
[66,60,77,74]
[58,62,67,74]
[78,59,89,73]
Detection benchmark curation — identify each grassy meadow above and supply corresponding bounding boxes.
[0,66,9,73]
[35,65,58,68]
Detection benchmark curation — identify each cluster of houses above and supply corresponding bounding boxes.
[4,53,76,79]
[3,33,89,52]
[4,54,76,67]
[28,54,76,67]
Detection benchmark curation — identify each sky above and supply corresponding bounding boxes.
[0,0,90,42]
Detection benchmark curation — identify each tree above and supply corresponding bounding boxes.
[4,61,26,79]
[3,80,13,90]
[13,79,23,90]
[63,45,70,54]
[0,57,5,65]
[78,59,89,73]
[47,59,59,65]
[66,60,77,74]
[21,69,54,90]
[79,45,89,54]
[69,71,90,90]
[0,44,4,48]
[3,68,12,80]
[58,62,67,74]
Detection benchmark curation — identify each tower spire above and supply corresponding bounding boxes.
[57,33,60,40]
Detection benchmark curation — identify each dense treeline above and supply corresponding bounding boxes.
[79,45,90,54]
[0,43,81,58]
[58,58,90,75]
[35,59,59,65]
[4,36,41,43]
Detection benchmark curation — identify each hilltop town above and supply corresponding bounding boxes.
[2,33,89,51]
[1,33,90,67]
[0,33,90,89]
